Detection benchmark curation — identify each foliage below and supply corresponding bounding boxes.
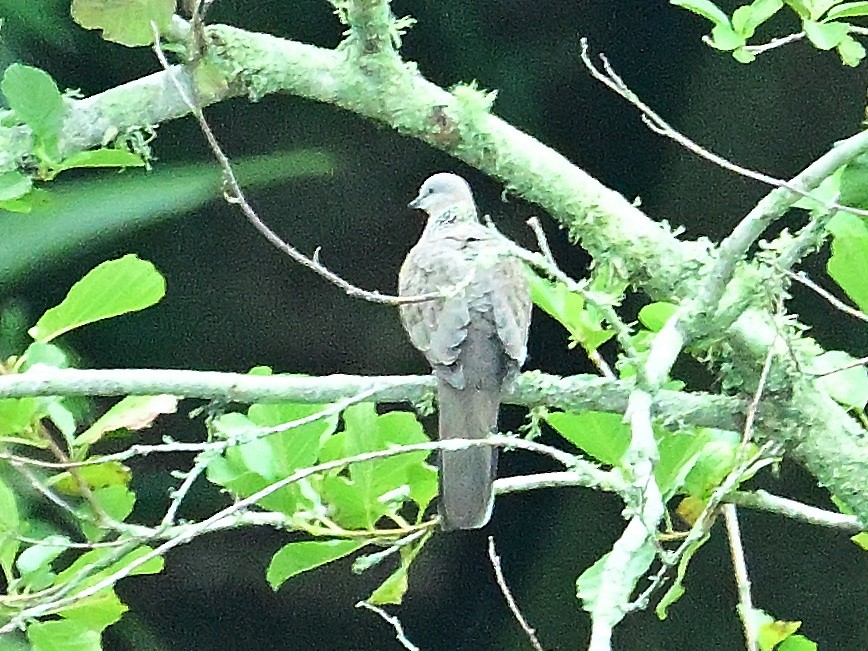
[672,0,868,65]
[0,0,864,649]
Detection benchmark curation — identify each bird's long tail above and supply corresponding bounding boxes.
[436,379,500,530]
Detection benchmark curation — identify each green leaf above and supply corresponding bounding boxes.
[407,463,438,514]
[670,0,732,26]
[52,463,132,496]
[266,540,365,590]
[546,411,629,466]
[0,151,334,289]
[809,350,868,409]
[367,566,409,605]
[547,411,708,495]
[75,395,177,447]
[20,342,71,370]
[0,192,41,214]
[0,397,39,435]
[29,254,165,342]
[709,23,746,50]
[778,635,818,651]
[91,485,136,522]
[58,589,127,632]
[577,542,656,618]
[732,0,784,38]
[803,19,850,49]
[1,64,64,152]
[751,607,805,650]
[78,485,136,541]
[318,404,433,528]
[655,531,711,618]
[48,149,145,180]
[54,546,163,586]
[206,412,300,516]
[732,46,758,63]
[809,0,845,18]
[783,0,810,18]
[827,1,868,19]
[681,430,741,499]
[70,0,176,47]
[655,428,710,496]
[0,171,33,201]
[366,533,429,605]
[0,476,20,577]
[792,165,843,211]
[528,273,613,352]
[837,34,866,65]
[27,619,101,651]
[16,536,70,577]
[638,302,677,332]
[247,399,338,478]
[826,211,868,312]
[838,154,868,208]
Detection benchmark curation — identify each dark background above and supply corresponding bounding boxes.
[1,0,867,649]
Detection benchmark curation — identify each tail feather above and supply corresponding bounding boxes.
[437,379,500,530]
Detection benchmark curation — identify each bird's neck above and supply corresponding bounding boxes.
[422,205,478,238]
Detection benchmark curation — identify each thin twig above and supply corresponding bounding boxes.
[151,25,438,307]
[741,31,805,54]
[497,224,639,361]
[356,602,420,651]
[0,433,590,634]
[724,505,757,651]
[725,490,862,531]
[526,215,616,380]
[579,38,868,219]
[488,536,545,651]
[784,269,868,324]
[743,26,868,55]
[160,454,210,527]
[741,338,776,447]
[11,463,89,521]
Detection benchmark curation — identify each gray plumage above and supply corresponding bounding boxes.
[398,173,532,530]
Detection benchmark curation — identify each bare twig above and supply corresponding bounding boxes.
[742,340,776,447]
[151,26,438,307]
[488,536,545,651]
[743,26,868,55]
[11,463,88,521]
[724,505,757,651]
[579,38,868,219]
[356,602,420,651]
[785,269,868,324]
[725,490,862,532]
[741,31,805,54]
[526,215,616,380]
[160,453,211,527]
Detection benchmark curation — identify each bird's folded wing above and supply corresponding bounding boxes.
[398,239,473,369]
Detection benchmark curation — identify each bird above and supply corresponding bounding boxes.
[398,173,532,530]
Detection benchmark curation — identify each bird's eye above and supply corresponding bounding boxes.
[426,188,434,196]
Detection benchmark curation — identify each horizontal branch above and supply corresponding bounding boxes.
[0,367,747,432]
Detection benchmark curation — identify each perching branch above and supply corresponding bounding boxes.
[0,367,749,433]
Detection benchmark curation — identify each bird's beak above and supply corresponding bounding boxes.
[408,195,423,210]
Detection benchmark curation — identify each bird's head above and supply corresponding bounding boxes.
[409,173,478,226]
